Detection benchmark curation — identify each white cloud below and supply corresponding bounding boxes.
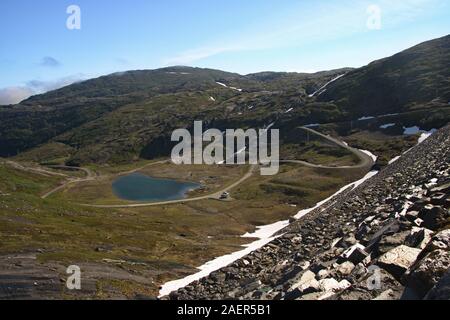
[0,74,85,105]
[164,45,244,66]
[26,74,84,93]
[0,87,35,105]
[163,0,441,66]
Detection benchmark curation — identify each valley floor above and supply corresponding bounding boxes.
[0,128,419,299]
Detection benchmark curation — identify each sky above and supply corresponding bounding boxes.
[0,0,449,104]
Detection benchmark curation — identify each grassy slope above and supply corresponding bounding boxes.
[319,34,450,117]
[0,148,365,298]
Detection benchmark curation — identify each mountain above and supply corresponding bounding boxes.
[0,66,349,164]
[165,124,450,300]
[318,35,450,117]
[1,36,449,165]
[0,67,244,158]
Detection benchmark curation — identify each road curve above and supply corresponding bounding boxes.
[278,127,375,169]
[41,166,95,199]
[41,160,169,200]
[80,165,257,208]
[77,127,375,208]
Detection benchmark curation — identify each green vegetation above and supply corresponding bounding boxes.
[0,145,365,299]
[319,35,450,117]
[0,36,449,299]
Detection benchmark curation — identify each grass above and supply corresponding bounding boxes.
[49,162,247,205]
[0,139,369,299]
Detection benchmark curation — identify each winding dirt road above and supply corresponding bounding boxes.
[41,166,95,199]
[40,160,168,200]
[81,165,257,208]
[278,127,374,169]
[77,127,375,208]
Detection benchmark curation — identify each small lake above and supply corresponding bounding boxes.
[112,173,200,202]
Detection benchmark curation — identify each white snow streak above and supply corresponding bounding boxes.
[308,74,345,98]
[216,82,242,92]
[418,129,437,143]
[159,145,379,298]
[380,123,396,129]
[360,150,378,162]
[158,220,288,297]
[388,156,401,165]
[358,116,376,121]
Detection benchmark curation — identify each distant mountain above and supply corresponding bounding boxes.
[0,66,347,162]
[0,36,449,165]
[318,35,450,117]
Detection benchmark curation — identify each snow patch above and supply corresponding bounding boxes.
[158,220,289,297]
[242,220,290,239]
[351,171,379,190]
[304,124,320,128]
[358,116,375,121]
[418,129,437,144]
[380,123,396,129]
[166,72,191,75]
[216,81,227,88]
[295,166,378,219]
[159,146,380,297]
[403,127,437,142]
[309,74,345,98]
[388,156,401,165]
[216,82,242,92]
[360,150,378,162]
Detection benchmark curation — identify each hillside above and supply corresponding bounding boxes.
[1,36,449,166]
[0,67,350,164]
[165,124,450,300]
[319,35,450,117]
[0,37,448,165]
[0,35,449,301]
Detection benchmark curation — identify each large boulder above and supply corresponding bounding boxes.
[337,261,356,276]
[284,270,320,300]
[377,245,422,280]
[333,268,403,300]
[424,229,450,253]
[404,249,450,298]
[378,231,410,255]
[418,205,445,229]
[339,244,369,265]
[317,278,352,300]
[424,270,450,300]
[405,227,434,249]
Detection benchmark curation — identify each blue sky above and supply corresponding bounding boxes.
[0,0,449,104]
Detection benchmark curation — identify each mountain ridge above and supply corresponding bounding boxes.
[1,36,449,166]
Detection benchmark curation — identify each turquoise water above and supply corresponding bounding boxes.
[112,173,200,202]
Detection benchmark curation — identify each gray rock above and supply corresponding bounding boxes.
[418,204,443,229]
[405,249,450,298]
[373,289,398,300]
[318,279,352,300]
[423,229,450,253]
[337,261,355,276]
[378,231,410,255]
[289,270,315,290]
[378,245,422,280]
[424,270,450,300]
[405,227,434,249]
[339,244,369,265]
[317,269,329,279]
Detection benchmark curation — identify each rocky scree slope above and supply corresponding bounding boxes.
[165,124,450,300]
